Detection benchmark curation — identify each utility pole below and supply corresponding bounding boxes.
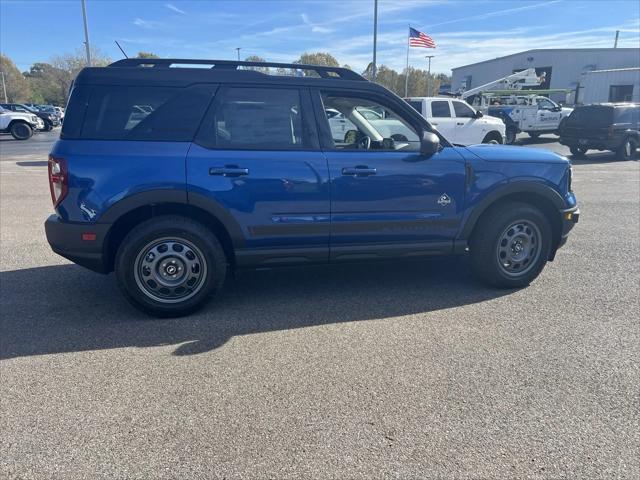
[1,72,8,102]
[425,55,435,96]
[235,47,241,61]
[372,0,378,80]
[614,30,619,48]
[81,0,92,66]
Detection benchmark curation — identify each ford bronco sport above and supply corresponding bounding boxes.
[45,59,579,317]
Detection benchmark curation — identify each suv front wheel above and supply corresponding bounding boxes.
[616,137,638,160]
[470,202,552,288]
[115,216,227,317]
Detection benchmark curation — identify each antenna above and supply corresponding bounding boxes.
[115,40,129,59]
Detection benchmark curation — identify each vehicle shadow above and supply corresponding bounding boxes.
[0,258,512,359]
[569,151,637,165]
[515,136,560,146]
[16,161,48,167]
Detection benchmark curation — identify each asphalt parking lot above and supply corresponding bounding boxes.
[1,130,638,479]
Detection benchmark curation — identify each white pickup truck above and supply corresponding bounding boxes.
[0,106,43,140]
[404,97,505,145]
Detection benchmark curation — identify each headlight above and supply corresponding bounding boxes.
[31,115,38,122]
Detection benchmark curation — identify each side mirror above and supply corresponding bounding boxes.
[420,131,440,157]
[475,110,484,119]
[553,106,562,112]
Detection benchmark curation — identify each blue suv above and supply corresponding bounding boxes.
[45,58,579,317]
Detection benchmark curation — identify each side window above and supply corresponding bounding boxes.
[81,85,213,141]
[407,100,423,114]
[430,101,451,118]
[321,93,420,152]
[200,87,308,150]
[452,101,475,118]
[537,98,555,110]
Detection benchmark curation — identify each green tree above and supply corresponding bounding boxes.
[0,54,31,102]
[24,62,68,105]
[136,51,160,59]
[294,52,339,77]
[244,55,269,74]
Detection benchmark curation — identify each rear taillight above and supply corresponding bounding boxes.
[48,155,68,208]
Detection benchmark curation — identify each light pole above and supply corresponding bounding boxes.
[425,55,435,96]
[372,0,378,80]
[81,0,92,66]
[1,72,8,103]
[235,47,241,61]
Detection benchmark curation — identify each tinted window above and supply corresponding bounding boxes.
[80,85,213,141]
[615,107,640,124]
[431,101,451,117]
[200,87,307,149]
[536,98,556,110]
[609,85,634,102]
[407,100,423,114]
[452,101,475,118]
[321,93,420,152]
[566,106,614,128]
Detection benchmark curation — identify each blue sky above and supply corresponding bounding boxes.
[1,0,639,74]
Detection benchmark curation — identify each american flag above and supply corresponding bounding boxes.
[409,27,436,48]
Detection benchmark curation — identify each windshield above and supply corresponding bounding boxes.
[566,106,614,128]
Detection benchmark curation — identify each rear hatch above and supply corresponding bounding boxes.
[562,105,614,139]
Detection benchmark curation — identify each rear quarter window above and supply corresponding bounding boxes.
[78,85,215,141]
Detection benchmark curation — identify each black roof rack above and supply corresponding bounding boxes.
[108,58,365,81]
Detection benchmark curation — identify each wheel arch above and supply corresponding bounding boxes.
[482,130,504,144]
[460,182,564,255]
[101,191,244,273]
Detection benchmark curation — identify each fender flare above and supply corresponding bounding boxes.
[98,189,246,249]
[459,181,564,240]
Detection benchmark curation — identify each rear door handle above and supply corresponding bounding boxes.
[209,165,249,177]
[456,122,465,126]
[342,166,377,177]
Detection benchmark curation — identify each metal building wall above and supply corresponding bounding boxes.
[451,49,640,103]
[580,69,640,103]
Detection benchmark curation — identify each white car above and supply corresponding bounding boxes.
[0,106,43,140]
[404,97,505,145]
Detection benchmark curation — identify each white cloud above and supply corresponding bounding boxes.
[133,18,163,29]
[301,13,332,34]
[165,3,186,15]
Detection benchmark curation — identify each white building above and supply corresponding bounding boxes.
[451,48,640,104]
[579,68,640,103]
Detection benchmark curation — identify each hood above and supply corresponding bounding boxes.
[483,114,505,125]
[561,107,573,117]
[465,144,569,164]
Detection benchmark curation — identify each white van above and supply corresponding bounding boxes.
[404,97,505,145]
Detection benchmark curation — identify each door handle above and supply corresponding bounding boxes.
[432,122,439,126]
[342,166,377,177]
[209,165,249,177]
[456,122,465,126]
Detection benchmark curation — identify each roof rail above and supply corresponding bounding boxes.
[108,58,365,81]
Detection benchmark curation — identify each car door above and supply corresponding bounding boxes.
[187,85,331,267]
[535,98,562,130]
[428,99,457,144]
[451,100,482,145]
[313,90,466,261]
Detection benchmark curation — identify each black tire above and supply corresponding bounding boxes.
[42,119,53,132]
[616,137,638,160]
[115,215,227,317]
[469,202,552,289]
[9,121,33,140]
[482,132,503,144]
[570,145,588,157]
[505,129,517,145]
[528,132,540,139]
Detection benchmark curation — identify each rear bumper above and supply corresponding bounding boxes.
[559,136,618,151]
[45,215,111,273]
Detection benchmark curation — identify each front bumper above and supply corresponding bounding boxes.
[45,215,111,273]
[557,205,580,250]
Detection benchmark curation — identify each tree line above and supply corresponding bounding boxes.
[0,50,450,106]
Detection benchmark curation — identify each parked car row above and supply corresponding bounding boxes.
[0,103,64,137]
[0,105,44,139]
[402,96,639,159]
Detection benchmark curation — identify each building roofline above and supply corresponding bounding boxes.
[584,67,640,73]
[451,48,640,71]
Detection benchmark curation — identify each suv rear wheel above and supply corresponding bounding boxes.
[115,216,227,317]
[616,137,637,160]
[570,145,588,157]
[470,202,552,288]
[10,121,33,140]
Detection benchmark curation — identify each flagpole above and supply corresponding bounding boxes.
[405,26,410,97]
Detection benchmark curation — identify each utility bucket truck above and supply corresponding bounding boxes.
[460,68,573,144]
